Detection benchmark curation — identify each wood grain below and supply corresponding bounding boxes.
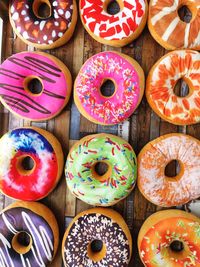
[0,1,199,266]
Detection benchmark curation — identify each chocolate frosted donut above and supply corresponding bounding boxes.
[9,0,77,49]
[0,201,59,267]
[62,208,132,267]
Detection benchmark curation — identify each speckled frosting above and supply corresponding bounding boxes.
[139,213,200,267]
[63,212,131,267]
[65,134,137,206]
[0,207,54,267]
[10,0,74,46]
[74,51,142,125]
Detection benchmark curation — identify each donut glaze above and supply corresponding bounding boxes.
[10,0,77,49]
[62,208,132,267]
[0,51,72,121]
[74,51,144,125]
[80,0,147,47]
[138,210,200,267]
[0,127,63,201]
[0,201,58,267]
[138,133,200,207]
[148,0,200,50]
[65,133,137,206]
[146,50,200,125]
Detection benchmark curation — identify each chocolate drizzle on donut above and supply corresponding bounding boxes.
[0,54,66,116]
[0,207,54,267]
[64,213,130,267]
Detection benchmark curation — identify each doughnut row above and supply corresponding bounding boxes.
[0,0,199,267]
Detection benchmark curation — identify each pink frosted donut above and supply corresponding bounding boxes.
[0,51,72,121]
[80,0,148,47]
[74,51,145,125]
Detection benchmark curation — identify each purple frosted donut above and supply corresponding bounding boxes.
[0,202,59,267]
[9,0,77,49]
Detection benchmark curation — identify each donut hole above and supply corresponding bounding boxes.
[17,155,36,175]
[100,79,116,98]
[24,76,43,96]
[87,239,107,262]
[12,231,32,254]
[21,156,35,171]
[178,5,192,23]
[94,162,109,176]
[170,240,184,252]
[174,78,190,97]
[32,0,52,19]
[104,0,123,15]
[165,160,181,178]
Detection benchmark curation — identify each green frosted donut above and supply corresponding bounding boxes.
[65,133,137,206]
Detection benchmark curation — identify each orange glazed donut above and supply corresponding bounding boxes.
[146,50,200,126]
[9,0,77,49]
[148,0,200,50]
[138,209,200,267]
[138,133,200,207]
[62,208,132,267]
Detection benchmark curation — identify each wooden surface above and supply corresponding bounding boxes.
[0,1,200,266]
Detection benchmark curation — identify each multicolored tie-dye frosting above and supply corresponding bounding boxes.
[65,134,137,206]
[139,212,200,267]
[74,51,142,125]
[0,128,58,201]
[0,206,54,267]
[63,212,131,267]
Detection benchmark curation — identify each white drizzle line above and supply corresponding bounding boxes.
[162,17,180,41]
[184,23,190,48]
[2,214,18,234]
[151,1,178,26]
[22,211,53,266]
[0,233,14,267]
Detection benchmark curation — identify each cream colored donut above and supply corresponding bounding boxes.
[138,133,200,207]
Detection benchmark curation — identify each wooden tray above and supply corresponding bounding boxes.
[0,1,199,266]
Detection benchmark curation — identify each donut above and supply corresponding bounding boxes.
[65,133,137,206]
[0,51,72,121]
[80,0,148,47]
[0,127,64,201]
[0,201,59,267]
[9,0,77,49]
[137,133,200,207]
[138,209,200,267]
[74,51,145,125]
[146,50,200,125]
[148,0,200,50]
[62,208,132,267]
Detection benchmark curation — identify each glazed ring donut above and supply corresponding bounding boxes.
[148,0,200,50]
[138,133,200,207]
[74,51,145,125]
[146,50,200,125]
[65,133,137,206]
[138,209,200,267]
[62,208,132,267]
[80,0,148,47]
[0,201,59,267]
[0,51,72,121]
[0,127,64,201]
[9,0,77,49]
